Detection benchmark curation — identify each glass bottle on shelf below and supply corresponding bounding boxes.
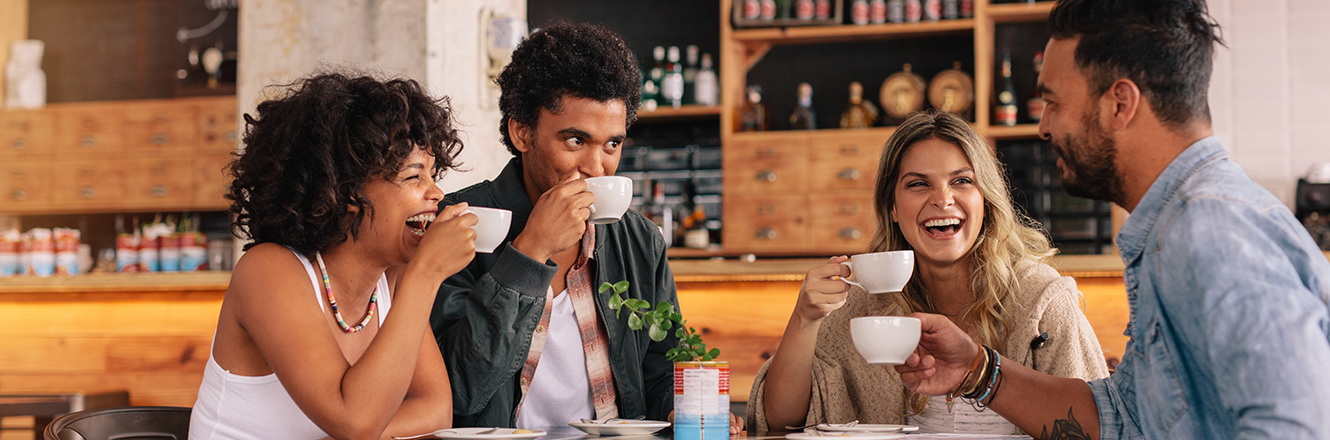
[789,82,817,130]
[641,71,660,112]
[996,49,1019,126]
[650,46,665,86]
[649,181,674,247]
[683,45,700,105]
[795,0,815,19]
[869,0,887,24]
[904,0,922,22]
[851,0,870,25]
[840,81,879,129]
[760,0,777,19]
[923,0,941,21]
[679,181,710,249]
[694,53,719,107]
[739,85,768,132]
[815,0,832,19]
[743,0,762,19]
[1028,50,1046,123]
[887,0,905,22]
[662,46,685,109]
[942,0,959,19]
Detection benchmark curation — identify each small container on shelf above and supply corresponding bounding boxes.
[733,0,842,27]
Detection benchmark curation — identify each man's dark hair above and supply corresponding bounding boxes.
[228,73,463,256]
[496,21,642,157]
[1049,0,1224,127]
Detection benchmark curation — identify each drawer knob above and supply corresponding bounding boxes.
[839,227,863,240]
[152,134,169,145]
[755,171,778,182]
[839,204,860,215]
[79,187,97,199]
[11,139,27,150]
[839,145,859,156]
[837,168,862,181]
[81,137,98,148]
[755,228,778,240]
[150,185,169,197]
[11,189,27,201]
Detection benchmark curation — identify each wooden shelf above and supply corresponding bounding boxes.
[732,19,975,46]
[984,123,1042,140]
[636,105,721,122]
[730,126,898,142]
[986,1,1056,24]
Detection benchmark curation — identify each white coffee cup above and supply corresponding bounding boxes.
[584,176,633,225]
[464,207,512,253]
[850,316,921,365]
[839,250,914,293]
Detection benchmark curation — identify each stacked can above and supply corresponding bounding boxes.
[0,229,19,276]
[54,228,80,275]
[27,228,55,277]
[116,232,140,273]
[179,232,207,272]
[673,361,730,440]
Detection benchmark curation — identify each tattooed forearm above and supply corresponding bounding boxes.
[1039,407,1091,440]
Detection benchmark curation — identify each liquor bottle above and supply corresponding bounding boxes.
[840,81,879,129]
[814,0,832,19]
[923,0,941,21]
[795,0,815,19]
[641,69,660,112]
[789,82,817,130]
[869,0,887,24]
[851,0,870,25]
[743,0,762,19]
[1028,50,1046,123]
[683,45,700,104]
[649,181,674,247]
[662,46,685,109]
[679,181,711,249]
[996,49,1019,126]
[739,85,768,132]
[960,0,973,17]
[760,0,777,19]
[694,53,719,107]
[887,0,905,22]
[942,0,959,19]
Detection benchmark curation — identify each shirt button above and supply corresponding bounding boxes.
[536,325,546,333]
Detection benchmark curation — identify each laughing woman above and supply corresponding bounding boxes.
[190,73,477,440]
[748,111,1108,434]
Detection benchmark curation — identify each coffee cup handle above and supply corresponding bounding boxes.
[587,204,597,216]
[838,261,865,290]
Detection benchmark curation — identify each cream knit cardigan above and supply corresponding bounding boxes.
[745,260,1110,432]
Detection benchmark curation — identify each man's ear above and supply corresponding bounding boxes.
[508,119,534,154]
[1105,79,1141,131]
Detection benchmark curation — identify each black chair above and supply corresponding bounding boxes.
[43,406,191,440]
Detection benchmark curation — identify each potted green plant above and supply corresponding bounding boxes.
[600,281,729,439]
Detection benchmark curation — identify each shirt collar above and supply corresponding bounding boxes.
[1115,136,1226,263]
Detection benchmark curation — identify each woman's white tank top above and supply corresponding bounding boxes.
[188,250,392,440]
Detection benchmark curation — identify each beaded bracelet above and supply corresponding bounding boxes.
[962,345,999,400]
[974,348,1001,403]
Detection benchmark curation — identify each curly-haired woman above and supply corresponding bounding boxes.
[190,73,476,440]
[748,111,1108,434]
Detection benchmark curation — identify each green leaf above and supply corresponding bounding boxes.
[671,312,683,323]
[630,299,651,311]
[608,293,623,311]
[675,327,686,338]
[708,348,720,359]
[656,302,674,313]
[658,319,673,332]
[599,282,615,294]
[613,280,630,294]
[627,313,643,330]
[648,323,667,341]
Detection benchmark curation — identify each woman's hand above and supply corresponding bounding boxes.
[793,256,853,326]
[411,202,478,280]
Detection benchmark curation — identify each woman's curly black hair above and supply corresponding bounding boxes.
[227,73,463,256]
[496,21,642,157]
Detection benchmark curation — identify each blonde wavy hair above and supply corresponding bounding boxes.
[868,111,1055,414]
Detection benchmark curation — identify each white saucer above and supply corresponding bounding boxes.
[421,428,547,440]
[569,419,671,436]
[816,424,918,433]
[785,432,906,440]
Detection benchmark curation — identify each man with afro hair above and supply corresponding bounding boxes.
[430,22,742,432]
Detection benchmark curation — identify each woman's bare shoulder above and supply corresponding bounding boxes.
[228,243,313,300]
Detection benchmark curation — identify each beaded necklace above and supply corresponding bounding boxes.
[314,252,377,333]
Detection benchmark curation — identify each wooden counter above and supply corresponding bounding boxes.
[0,252,1322,407]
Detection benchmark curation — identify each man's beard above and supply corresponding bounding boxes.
[1051,107,1127,207]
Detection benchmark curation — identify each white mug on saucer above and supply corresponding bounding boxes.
[584,176,633,225]
[850,316,921,365]
[839,250,914,293]
[464,207,512,253]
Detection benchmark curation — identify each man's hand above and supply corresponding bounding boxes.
[894,313,982,396]
[512,177,594,262]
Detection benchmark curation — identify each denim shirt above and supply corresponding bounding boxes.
[1088,137,1330,439]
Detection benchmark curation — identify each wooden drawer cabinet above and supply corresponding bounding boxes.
[724,194,809,252]
[121,102,199,153]
[808,194,877,253]
[0,161,52,211]
[0,96,236,214]
[809,131,887,192]
[53,160,128,208]
[0,110,55,159]
[725,135,809,194]
[55,106,124,156]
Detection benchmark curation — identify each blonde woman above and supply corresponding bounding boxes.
[747,110,1108,434]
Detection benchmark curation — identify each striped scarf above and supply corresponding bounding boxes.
[516,226,619,420]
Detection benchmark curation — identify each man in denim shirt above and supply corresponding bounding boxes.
[892,0,1330,438]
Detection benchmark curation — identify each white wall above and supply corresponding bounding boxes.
[237,0,520,193]
[1208,0,1330,207]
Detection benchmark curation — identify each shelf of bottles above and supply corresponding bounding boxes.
[617,142,724,253]
[998,141,1114,255]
